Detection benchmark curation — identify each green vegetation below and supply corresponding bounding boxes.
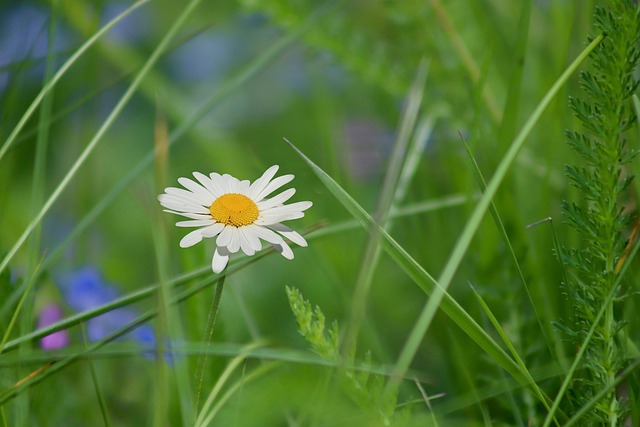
[2,0,640,425]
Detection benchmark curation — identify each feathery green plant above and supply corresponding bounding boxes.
[559,0,640,423]
[286,286,399,424]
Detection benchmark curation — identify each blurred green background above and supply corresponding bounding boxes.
[0,0,621,425]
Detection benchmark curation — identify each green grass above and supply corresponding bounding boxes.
[2,1,640,426]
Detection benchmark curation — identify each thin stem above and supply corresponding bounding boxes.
[193,276,226,416]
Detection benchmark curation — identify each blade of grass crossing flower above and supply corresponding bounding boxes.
[0,0,204,277]
[542,231,640,426]
[343,60,428,359]
[384,33,603,409]
[284,139,534,393]
[0,0,150,162]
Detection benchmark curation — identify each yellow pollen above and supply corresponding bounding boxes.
[210,193,259,227]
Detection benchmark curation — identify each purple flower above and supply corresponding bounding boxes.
[37,303,70,350]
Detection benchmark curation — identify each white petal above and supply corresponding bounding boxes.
[262,201,313,215]
[238,179,251,194]
[209,172,227,194]
[162,186,200,200]
[247,165,279,199]
[255,212,304,225]
[247,225,284,245]
[223,174,240,193]
[257,188,296,210]
[201,222,225,237]
[193,172,224,198]
[159,193,209,214]
[175,219,215,228]
[216,225,235,247]
[269,223,308,247]
[238,231,256,256]
[179,229,204,248]
[240,226,262,251]
[273,240,294,260]
[227,228,241,253]
[212,247,230,273]
[254,175,294,201]
[178,177,215,204]
[162,210,211,220]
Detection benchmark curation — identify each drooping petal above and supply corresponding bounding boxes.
[273,240,294,260]
[268,223,308,247]
[212,247,230,273]
[179,229,204,248]
[246,165,279,199]
[256,188,296,210]
[164,187,210,207]
[254,174,294,202]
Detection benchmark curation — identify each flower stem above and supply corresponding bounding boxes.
[193,275,226,416]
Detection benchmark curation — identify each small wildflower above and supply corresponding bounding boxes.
[158,165,312,273]
[37,303,69,350]
[62,267,157,344]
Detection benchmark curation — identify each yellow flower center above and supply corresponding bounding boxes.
[209,193,259,227]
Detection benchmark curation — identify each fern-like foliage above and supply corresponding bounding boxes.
[286,286,400,425]
[560,0,640,423]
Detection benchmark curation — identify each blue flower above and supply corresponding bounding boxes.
[61,267,164,355]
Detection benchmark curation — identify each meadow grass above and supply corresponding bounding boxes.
[2,1,640,426]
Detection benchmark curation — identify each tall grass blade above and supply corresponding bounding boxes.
[0,0,150,162]
[0,0,203,277]
[284,138,548,405]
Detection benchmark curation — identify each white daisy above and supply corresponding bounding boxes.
[158,165,312,273]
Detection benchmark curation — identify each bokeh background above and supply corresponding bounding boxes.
[0,1,618,425]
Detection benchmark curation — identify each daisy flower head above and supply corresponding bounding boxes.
[158,165,312,273]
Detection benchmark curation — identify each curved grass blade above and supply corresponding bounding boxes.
[0,0,203,277]
[284,138,542,402]
[0,0,150,162]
